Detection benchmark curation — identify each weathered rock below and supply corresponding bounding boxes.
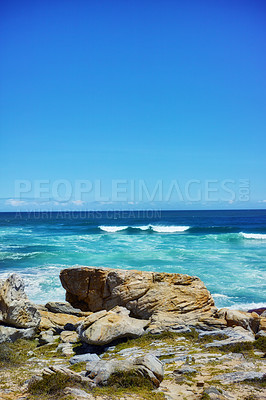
[86,354,164,387]
[39,329,58,346]
[63,387,94,399]
[259,317,266,331]
[203,387,229,400]
[57,342,75,356]
[45,301,91,317]
[173,366,197,375]
[147,309,226,333]
[0,274,41,329]
[205,326,255,349]
[39,310,84,331]
[69,353,99,365]
[215,371,266,384]
[60,267,215,321]
[217,308,260,333]
[78,306,149,345]
[256,329,266,338]
[60,330,79,343]
[0,325,36,343]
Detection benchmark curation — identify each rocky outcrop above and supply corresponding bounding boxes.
[77,306,150,345]
[0,274,40,329]
[217,308,260,333]
[60,267,215,322]
[86,354,164,387]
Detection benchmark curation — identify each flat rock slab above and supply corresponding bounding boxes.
[69,353,99,365]
[45,301,92,317]
[215,371,266,384]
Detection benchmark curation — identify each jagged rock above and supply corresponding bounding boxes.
[215,371,266,384]
[45,301,91,317]
[60,330,79,343]
[39,310,84,331]
[217,308,260,333]
[0,274,41,329]
[60,267,215,321]
[0,325,36,343]
[69,353,100,365]
[86,354,164,387]
[205,326,255,348]
[78,306,149,345]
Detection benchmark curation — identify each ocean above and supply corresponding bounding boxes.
[0,210,265,310]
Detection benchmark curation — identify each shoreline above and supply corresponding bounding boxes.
[0,267,266,399]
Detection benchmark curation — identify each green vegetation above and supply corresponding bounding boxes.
[0,339,37,367]
[253,336,266,353]
[28,371,79,398]
[200,394,211,400]
[69,361,87,372]
[219,341,254,353]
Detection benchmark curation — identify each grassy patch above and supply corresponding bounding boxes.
[219,341,254,353]
[92,369,165,400]
[69,361,86,373]
[112,331,188,353]
[0,339,37,367]
[253,336,266,353]
[200,394,211,400]
[28,371,84,398]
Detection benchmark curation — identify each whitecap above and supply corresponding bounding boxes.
[133,225,151,231]
[240,232,266,240]
[99,226,128,233]
[226,302,266,311]
[212,293,231,299]
[150,225,190,233]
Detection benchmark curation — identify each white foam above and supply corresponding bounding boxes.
[99,226,128,232]
[212,293,231,299]
[150,225,190,233]
[134,225,151,231]
[240,232,266,240]
[226,302,266,311]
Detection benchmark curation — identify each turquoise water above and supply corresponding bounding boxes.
[0,210,266,309]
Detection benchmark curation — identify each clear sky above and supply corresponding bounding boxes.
[0,0,265,211]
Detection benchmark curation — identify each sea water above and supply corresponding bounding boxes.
[0,210,265,310]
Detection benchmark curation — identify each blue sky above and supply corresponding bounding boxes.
[0,0,265,210]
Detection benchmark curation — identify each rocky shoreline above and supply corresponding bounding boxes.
[0,267,265,400]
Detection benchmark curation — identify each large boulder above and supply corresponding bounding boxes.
[77,306,149,345]
[60,267,215,320]
[0,274,40,329]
